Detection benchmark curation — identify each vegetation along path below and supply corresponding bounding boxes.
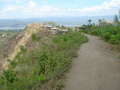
[64,34,120,90]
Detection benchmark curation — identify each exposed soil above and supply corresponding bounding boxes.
[63,34,120,90]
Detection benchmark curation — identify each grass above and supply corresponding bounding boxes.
[0,31,88,90]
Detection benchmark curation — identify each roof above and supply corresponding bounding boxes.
[51,28,59,30]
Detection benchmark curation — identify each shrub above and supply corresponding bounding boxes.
[108,34,120,44]
[80,29,88,33]
[32,33,41,41]
[89,30,101,36]
[2,69,17,83]
[85,19,120,45]
[19,45,26,53]
[3,54,8,58]
[101,32,112,41]
[37,74,45,84]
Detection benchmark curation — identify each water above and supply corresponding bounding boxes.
[0,15,115,29]
[0,27,25,29]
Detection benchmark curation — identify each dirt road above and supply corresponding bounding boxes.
[64,34,120,90]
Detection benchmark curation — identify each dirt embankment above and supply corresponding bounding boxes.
[64,34,120,90]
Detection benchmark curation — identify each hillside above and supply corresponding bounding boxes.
[0,23,88,90]
[0,23,50,73]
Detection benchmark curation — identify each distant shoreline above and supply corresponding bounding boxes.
[0,15,115,29]
[0,27,25,29]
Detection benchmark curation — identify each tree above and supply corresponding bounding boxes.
[88,19,92,25]
[98,19,107,28]
[87,19,92,29]
[48,21,57,27]
[42,21,57,27]
[114,15,119,24]
[61,25,66,29]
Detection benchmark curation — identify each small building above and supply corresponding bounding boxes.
[51,28,59,34]
[51,28,59,30]
[45,25,52,29]
[59,29,69,34]
[45,25,69,34]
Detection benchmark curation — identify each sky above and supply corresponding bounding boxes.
[0,0,120,19]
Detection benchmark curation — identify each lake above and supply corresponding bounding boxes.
[0,15,115,29]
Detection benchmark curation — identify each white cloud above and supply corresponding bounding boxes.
[24,0,120,16]
[0,0,120,18]
[23,2,61,16]
[65,0,120,16]
[28,1,36,7]
[23,1,61,16]
[3,5,19,12]
[81,0,120,12]
[38,6,60,12]
[108,0,120,7]
[68,8,74,12]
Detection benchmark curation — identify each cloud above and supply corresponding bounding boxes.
[3,5,19,12]
[80,0,120,12]
[0,0,120,18]
[23,5,61,17]
[65,0,120,16]
[28,1,36,7]
[21,0,60,15]
[38,6,60,12]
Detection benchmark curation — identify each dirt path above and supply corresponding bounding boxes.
[63,34,120,90]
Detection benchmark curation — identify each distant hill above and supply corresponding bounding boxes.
[0,15,115,29]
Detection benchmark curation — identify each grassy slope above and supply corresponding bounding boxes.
[0,31,88,90]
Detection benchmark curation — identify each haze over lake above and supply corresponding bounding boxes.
[0,15,115,29]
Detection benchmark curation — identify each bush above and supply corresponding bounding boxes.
[31,33,41,41]
[89,30,101,36]
[101,32,112,41]
[20,45,26,52]
[37,74,45,84]
[3,54,8,58]
[108,34,120,44]
[1,69,17,83]
[84,19,120,45]
[81,29,88,33]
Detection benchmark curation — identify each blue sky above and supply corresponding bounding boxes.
[0,0,120,19]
